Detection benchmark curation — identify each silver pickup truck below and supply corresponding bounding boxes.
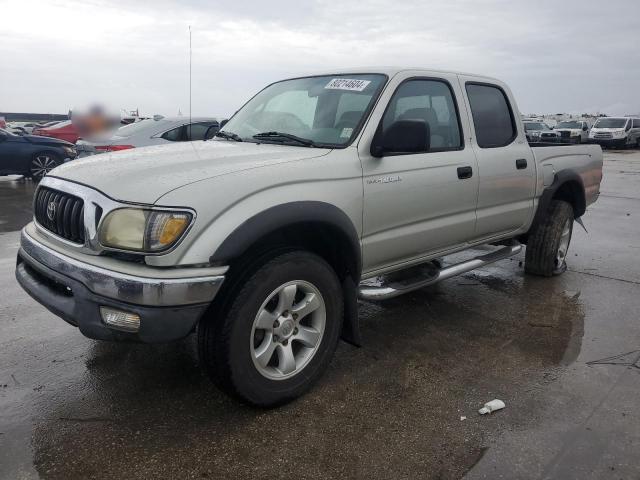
[16,68,603,406]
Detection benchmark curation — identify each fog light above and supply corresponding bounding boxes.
[100,307,140,332]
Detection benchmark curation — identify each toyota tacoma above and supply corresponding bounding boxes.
[16,68,603,406]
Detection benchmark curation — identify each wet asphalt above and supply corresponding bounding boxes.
[0,151,639,479]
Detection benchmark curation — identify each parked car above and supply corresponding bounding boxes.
[0,128,77,178]
[16,68,603,406]
[7,122,42,134]
[75,116,220,157]
[32,120,80,144]
[524,121,560,143]
[554,120,590,143]
[589,117,640,149]
[7,126,29,136]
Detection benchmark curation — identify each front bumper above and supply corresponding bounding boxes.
[15,228,225,343]
[589,138,627,148]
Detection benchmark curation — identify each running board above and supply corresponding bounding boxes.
[358,243,523,301]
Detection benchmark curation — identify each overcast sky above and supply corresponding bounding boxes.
[1,0,639,118]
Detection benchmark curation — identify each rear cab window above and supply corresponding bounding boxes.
[465,83,517,148]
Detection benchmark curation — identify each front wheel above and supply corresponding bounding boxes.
[525,200,574,277]
[198,250,343,407]
[30,153,61,179]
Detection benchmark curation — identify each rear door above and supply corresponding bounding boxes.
[358,71,479,273]
[458,76,536,240]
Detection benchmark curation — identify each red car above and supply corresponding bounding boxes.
[32,120,79,144]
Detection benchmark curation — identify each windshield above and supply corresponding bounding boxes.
[220,74,387,147]
[557,121,582,129]
[594,118,627,129]
[524,122,545,131]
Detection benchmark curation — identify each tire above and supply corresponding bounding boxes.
[198,250,343,407]
[525,200,574,277]
[30,152,61,179]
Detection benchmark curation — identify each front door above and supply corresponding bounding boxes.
[359,74,479,274]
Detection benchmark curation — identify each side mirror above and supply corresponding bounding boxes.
[220,119,229,128]
[582,125,588,131]
[204,124,220,141]
[370,120,430,158]
[625,123,632,132]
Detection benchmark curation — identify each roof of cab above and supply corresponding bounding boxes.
[305,66,502,83]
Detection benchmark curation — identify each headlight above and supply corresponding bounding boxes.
[570,131,580,136]
[99,208,193,252]
[614,130,626,137]
[62,146,76,156]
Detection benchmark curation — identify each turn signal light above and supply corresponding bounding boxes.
[100,307,140,332]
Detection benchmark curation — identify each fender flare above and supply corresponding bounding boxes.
[209,201,363,347]
[529,170,586,235]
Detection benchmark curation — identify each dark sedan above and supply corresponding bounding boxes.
[0,129,77,179]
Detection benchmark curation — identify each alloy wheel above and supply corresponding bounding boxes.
[250,280,326,380]
[31,155,57,178]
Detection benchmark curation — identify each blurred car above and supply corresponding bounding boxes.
[524,121,560,143]
[554,120,590,143]
[7,122,42,134]
[0,117,6,129]
[0,128,77,179]
[37,120,65,129]
[75,116,220,157]
[7,126,29,136]
[32,120,80,143]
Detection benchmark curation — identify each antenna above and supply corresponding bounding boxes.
[189,25,192,137]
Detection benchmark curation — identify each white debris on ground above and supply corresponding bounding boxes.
[479,399,506,415]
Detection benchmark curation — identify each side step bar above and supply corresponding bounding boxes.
[358,243,523,301]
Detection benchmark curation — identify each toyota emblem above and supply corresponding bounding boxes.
[46,201,56,221]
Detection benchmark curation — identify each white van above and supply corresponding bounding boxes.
[589,117,640,149]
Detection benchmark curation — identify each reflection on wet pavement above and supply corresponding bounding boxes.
[0,176,36,233]
[20,263,584,479]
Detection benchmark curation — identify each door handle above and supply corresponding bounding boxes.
[516,158,528,169]
[457,166,473,179]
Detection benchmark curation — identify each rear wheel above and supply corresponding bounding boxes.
[525,200,574,277]
[30,153,61,179]
[198,250,343,407]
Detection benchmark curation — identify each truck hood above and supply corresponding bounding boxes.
[49,140,331,204]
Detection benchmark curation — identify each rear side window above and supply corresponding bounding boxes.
[633,119,640,128]
[161,126,185,141]
[185,122,218,141]
[465,83,516,148]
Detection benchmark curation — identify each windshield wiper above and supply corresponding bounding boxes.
[214,130,243,142]
[253,131,316,147]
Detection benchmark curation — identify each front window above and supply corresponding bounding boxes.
[220,74,387,147]
[594,118,628,129]
[556,121,582,129]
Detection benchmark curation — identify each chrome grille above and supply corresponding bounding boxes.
[34,187,85,243]
[594,132,613,139]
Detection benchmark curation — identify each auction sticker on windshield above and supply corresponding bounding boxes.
[325,78,371,91]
